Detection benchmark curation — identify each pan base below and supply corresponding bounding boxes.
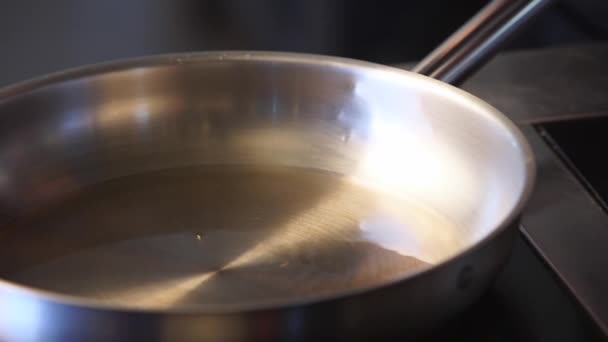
[0,165,464,309]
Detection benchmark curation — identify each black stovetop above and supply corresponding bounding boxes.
[423,116,608,341]
[540,116,608,214]
[423,236,603,341]
[425,116,608,342]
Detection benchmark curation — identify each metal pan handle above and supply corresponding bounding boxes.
[413,0,554,85]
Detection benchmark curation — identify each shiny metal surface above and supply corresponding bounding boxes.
[0,165,439,310]
[413,0,554,84]
[0,52,534,340]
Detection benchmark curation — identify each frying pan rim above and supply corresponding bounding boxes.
[0,51,536,314]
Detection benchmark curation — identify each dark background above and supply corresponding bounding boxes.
[1,0,608,86]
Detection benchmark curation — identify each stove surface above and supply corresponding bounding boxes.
[423,236,602,341]
[541,116,608,211]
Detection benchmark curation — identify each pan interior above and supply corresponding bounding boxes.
[0,53,530,310]
[0,164,462,309]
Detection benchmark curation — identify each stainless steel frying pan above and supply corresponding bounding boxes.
[0,1,545,341]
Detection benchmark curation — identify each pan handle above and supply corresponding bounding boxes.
[412,0,554,85]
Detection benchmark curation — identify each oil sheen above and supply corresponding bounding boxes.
[0,165,465,309]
